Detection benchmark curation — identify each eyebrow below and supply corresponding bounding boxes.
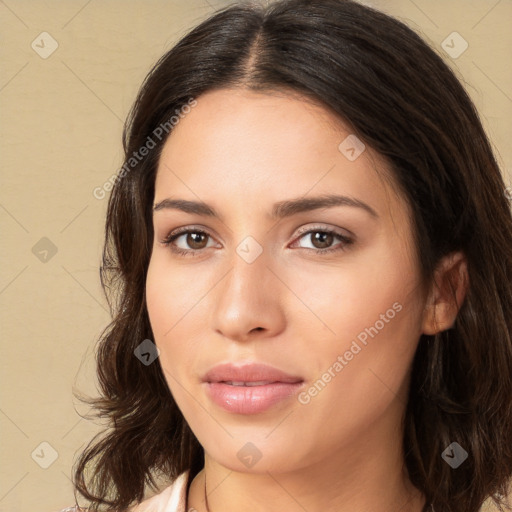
[153,194,378,219]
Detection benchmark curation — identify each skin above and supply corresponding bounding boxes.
[144,88,467,512]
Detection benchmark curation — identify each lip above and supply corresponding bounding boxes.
[202,362,304,414]
[203,362,303,384]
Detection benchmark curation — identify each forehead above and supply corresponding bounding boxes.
[154,88,407,229]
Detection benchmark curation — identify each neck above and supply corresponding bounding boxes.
[187,407,426,512]
[193,462,425,512]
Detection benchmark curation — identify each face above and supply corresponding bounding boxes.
[146,88,427,474]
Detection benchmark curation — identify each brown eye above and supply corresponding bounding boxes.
[309,231,335,249]
[292,227,353,254]
[161,228,216,257]
[186,232,209,249]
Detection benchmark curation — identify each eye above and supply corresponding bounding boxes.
[160,227,217,257]
[291,226,353,254]
[160,224,354,257]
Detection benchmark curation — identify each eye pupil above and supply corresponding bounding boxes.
[312,231,333,249]
[188,232,207,249]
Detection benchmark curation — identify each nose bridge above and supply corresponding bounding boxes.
[221,241,273,310]
[211,239,285,340]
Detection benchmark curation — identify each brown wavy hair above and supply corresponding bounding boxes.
[71,0,512,511]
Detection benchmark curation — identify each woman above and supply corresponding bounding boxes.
[66,0,512,511]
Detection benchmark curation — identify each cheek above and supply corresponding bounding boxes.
[146,255,206,338]
[289,244,419,346]
[294,305,423,453]
[146,263,171,342]
[146,259,188,376]
[145,256,209,388]
[290,246,423,404]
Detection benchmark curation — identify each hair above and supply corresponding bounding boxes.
[71,0,512,511]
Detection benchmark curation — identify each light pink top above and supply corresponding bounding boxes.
[58,471,190,512]
[130,471,189,512]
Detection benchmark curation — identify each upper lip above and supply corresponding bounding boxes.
[203,363,303,384]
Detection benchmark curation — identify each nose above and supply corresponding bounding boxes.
[210,247,286,343]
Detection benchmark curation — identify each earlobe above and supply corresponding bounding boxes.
[422,251,469,335]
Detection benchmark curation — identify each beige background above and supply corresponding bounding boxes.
[0,1,510,511]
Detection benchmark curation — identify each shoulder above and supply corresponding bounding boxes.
[57,472,190,512]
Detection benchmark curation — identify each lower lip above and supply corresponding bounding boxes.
[204,381,304,414]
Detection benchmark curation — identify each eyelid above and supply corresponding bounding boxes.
[162,224,218,240]
[293,223,354,239]
[160,225,220,247]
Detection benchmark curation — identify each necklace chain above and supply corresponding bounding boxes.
[204,473,211,512]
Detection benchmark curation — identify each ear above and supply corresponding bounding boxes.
[421,251,469,335]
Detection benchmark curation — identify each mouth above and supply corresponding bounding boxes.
[202,362,304,414]
[202,362,304,385]
[220,380,285,386]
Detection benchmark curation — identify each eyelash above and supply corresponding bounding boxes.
[160,225,354,258]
